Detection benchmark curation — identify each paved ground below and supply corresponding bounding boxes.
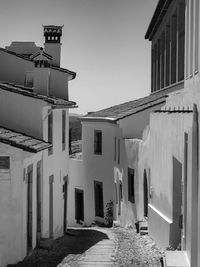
[60,228,117,267]
[8,226,164,267]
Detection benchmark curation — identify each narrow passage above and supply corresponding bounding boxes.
[8,227,164,267]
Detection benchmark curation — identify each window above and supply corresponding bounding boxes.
[119,181,123,201]
[62,110,66,150]
[118,139,120,164]
[115,182,118,204]
[118,181,123,215]
[114,137,117,161]
[48,110,53,155]
[128,168,135,203]
[0,156,10,170]
[94,130,102,154]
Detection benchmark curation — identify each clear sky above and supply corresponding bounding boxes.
[0,0,158,114]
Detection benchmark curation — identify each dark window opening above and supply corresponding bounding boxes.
[62,110,66,150]
[48,110,53,155]
[94,130,102,154]
[118,139,120,164]
[0,156,10,169]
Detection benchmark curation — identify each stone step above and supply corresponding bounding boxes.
[140,226,148,231]
[140,230,148,235]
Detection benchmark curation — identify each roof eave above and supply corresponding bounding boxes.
[80,117,117,123]
[145,0,172,41]
[116,100,167,121]
[0,137,52,153]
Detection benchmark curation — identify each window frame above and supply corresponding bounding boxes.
[128,168,135,203]
[94,130,102,155]
[62,110,66,151]
[0,156,10,172]
[48,110,53,155]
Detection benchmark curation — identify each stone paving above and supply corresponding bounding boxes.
[61,228,117,267]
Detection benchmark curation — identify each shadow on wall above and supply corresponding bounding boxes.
[7,229,109,267]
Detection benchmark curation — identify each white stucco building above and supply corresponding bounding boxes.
[0,25,76,266]
[0,128,51,267]
[145,0,200,266]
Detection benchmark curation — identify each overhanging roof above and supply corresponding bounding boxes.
[0,127,51,153]
[81,90,168,122]
[0,82,77,108]
[145,0,173,41]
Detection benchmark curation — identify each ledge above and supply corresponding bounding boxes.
[164,251,190,267]
[148,204,172,224]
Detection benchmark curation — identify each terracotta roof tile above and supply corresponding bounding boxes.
[0,127,51,153]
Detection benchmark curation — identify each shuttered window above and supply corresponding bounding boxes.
[94,130,102,154]
[128,168,135,203]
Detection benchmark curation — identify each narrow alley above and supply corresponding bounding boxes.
[8,226,164,267]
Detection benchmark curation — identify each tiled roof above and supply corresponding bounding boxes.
[0,82,77,108]
[0,127,52,153]
[0,47,76,79]
[82,91,168,122]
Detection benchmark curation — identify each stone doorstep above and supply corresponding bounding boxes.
[78,264,114,266]
[164,251,190,267]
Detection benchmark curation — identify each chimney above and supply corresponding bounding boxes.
[43,25,63,67]
[31,48,52,96]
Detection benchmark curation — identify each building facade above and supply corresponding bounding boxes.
[145,0,200,266]
[0,25,76,266]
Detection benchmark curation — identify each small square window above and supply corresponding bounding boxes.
[0,156,10,170]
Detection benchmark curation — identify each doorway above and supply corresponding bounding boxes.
[94,181,104,218]
[75,189,84,223]
[27,165,33,254]
[143,169,148,217]
[49,175,54,238]
[36,161,42,245]
[63,176,68,233]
